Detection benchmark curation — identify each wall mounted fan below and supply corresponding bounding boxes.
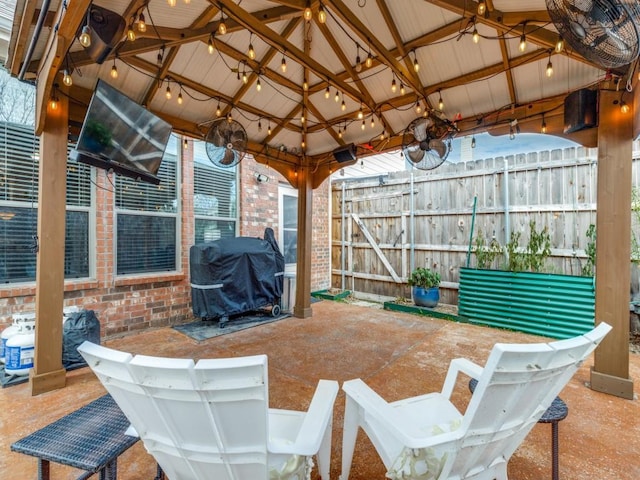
[205,118,248,168]
[401,116,452,170]
[546,0,640,68]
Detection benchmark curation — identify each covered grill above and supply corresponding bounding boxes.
[190,228,285,327]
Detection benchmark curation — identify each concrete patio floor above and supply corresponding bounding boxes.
[2,300,639,479]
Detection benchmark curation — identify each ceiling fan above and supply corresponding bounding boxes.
[546,0,640,68]
[401,115,454,171]
[204,118,248,168]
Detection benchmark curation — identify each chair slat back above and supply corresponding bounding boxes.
[450,323,610,478]
[78,342,270,480]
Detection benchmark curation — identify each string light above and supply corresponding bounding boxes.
[300,110,305,123]
[400,83,405,95]
[168,0,176,6]
[218,9,227,35]
[216,102,221,117]
[267,122,272,136]
[413,50,420,72]
[509,124,515,140]
[256,78,261,92]
[178,90,183,104]
[541,115,547,134]
[318,2,327,24]
[358,103,364,119]
[519,33,527,52]
[415,100,422,114]
[258,119,262,132]
[391,77,397,93]
[366,51,373,68]
[555,36,564,53]
[137,12,146,32]
[477,0,486,15]
[127,23,136,42]
[620,100,630,114]
[165,83,172,100]
[303,78,308,91]
[79,24,91,47]
[325,86,331,99]
[355,45,362,73]
[370,116,375,129]
[471,136,476,148]
[546,54,553,78]
[183,138,188,149]
[242,69,248,84]
[472,25,479,44]
[341,99,346,111]
[62,69,72,86]
[438,90,444,110]
[281,54,287,72]
[248,34,256,60]
[361,120,366,130]
[208,34,215,54]
[110,59,118,79]
[338,127,342,139]
[334,90,340,102]
[49,88,59,111]
[303,0,312,21]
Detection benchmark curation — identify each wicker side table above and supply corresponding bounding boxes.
[11,394,162,480]
[468,378,568,480]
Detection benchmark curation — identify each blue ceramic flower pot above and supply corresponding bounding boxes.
[412,286,440,308]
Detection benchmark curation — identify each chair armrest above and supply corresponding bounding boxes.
[269,379,339,456]
[343,379,459,449]
[441,358,484,399]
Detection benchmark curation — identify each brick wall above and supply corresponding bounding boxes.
[0,146,331,337]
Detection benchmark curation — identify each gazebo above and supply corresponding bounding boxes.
[6,0,637,398]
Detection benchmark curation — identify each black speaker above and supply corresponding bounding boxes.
[333,143,357,163]
[78,5,126,65]
[563,89,597,134]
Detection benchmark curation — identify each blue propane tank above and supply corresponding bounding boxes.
[0,324,21,364]
[5,325,35,376]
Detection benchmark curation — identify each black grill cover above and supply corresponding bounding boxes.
[190,228,285,320]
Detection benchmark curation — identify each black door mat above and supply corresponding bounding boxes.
[173,310,291,341]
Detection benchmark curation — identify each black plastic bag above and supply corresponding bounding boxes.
[62,310,101,370]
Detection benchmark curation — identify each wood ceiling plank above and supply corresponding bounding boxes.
[8,0,37,76]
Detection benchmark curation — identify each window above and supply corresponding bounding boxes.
[115,135,179,275]
[279,185,298,273]
[0,122,91,284]
[193,139,237,243]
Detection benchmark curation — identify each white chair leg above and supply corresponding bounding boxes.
[317,415,333,479]
[340,396,360,480]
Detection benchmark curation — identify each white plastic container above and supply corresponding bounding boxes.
[5,327,35,376]
[1,324,21,364]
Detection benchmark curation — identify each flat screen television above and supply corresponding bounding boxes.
[71,80,173,185]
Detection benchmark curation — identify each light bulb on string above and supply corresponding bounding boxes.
[541,118,547,134]
[137,12,146,32]
[355,45,362,73]
[546,56,553,78]
[281,55,287,72]
[248,34,255,60]
[325,86,330,99]
[358,104,364,119]
[208,34,215,54]
[555,36,564,53]
[303,78,308,91]
[178,90,183,104]
[218,10,227,35]
[519,33,527,52]
[338,127,342,139]
[415,100,422,114]
[267,122,272,136]
[216,102,222,117]
[62,69,72,86]
[79,25,91,47]
[110,60,118,79]
[258,119,263,132]
[168,0,176,6]
[370,117,375,129]
[366,51,373,68]
[472,26,479,44]
[400,83,405,95]
[621,101,630,114]
[477,0,486,15]
[165,83,172,100]
[318,3,327,24]
[127,24,136,42]
[256,78,261,92]
[361,120,366,131]
[242,70,248,84]
[471,136,476,148]
[391,77,397,93]
[303,0,312,21]
[334,90,340,102]
[413,50,419,72]
[438,91,444,111]
[341,99,346,111]
[183,138,188,150]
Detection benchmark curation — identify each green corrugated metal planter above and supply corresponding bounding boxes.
[311,289,351,301]
[458,267,595,339]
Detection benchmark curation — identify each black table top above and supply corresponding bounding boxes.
[11,394,139,473]
[468,378,568,423]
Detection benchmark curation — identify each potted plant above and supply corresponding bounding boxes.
[408,267,441,308]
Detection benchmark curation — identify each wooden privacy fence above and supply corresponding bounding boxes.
[331,145,640,305]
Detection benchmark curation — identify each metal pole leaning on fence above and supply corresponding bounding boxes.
[466,196,478,268]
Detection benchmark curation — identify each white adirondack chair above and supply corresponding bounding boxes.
[77,342,339,480]
[340,323,611,480]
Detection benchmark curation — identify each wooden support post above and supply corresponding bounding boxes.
[590,89,634,399]
[30,91,68,395]
[293,165,313,318]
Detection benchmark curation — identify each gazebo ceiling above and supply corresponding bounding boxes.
[5,0,631,168]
